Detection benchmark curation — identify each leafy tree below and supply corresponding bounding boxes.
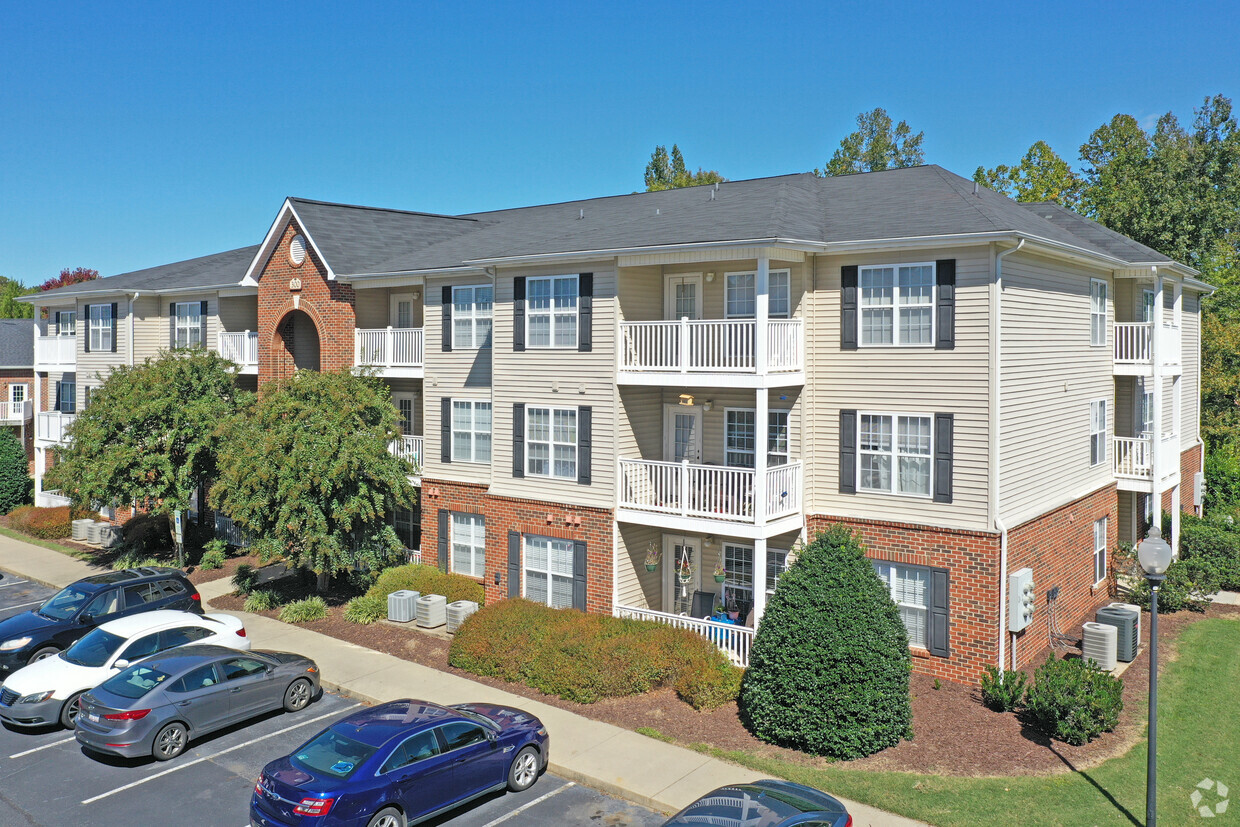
[973,141,1083,208]
[39,267,99,292]
[211,370,417,589]
[0,430,31,513]
[644,144,725,191]
[816,108,925,177]
[0,278,35,319]
[739,525,912,758]
[44,350,250,550]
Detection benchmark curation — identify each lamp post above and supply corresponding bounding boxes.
[1137,526,1173,827]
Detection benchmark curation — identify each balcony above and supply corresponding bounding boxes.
[0,401,32,424]
[1114,434,1181,491]
[614,605,754,667]
[389,435,423,479]
[1114,322,1181,376]
[355,328,424,378]
[617,458,802,538]
[618,318,804,388]
[218,331,259,374]
[34,335,75,370]
[36,411,76,445]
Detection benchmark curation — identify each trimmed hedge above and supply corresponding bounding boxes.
[366,563,485,606]
[0,431,31,514]
[8,505,71,539]
[448,598,742,709]
[1024,655,1123,745]
[1179,514,1240,591]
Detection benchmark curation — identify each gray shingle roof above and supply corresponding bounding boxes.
[29,246,260,300]
[0,319,34,368]
[1015,201,1173,263]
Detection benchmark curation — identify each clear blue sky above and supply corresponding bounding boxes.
[2,0,1236,285]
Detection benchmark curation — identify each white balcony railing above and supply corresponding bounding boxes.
[1114,322,1181,368]
[1114,436,1152,479]
[0,401,31,422]
[355,328,424,369]
[620,318,803,374]
[36,411,76,444]
[618,458,802,525]
[218,331,259,368]
[389,435,423,470]
[615,605,754,667]
[35,335,76,367]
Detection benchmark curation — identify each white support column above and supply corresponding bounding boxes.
[33,446,44,501]
[1150,271,1163,533]
[755,388,768,524]
[1171,484,1181,556]
[756,252,769,375]
[753,536,767,627]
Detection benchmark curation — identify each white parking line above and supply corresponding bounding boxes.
[9,735,78,759]
[81,703,360,805]
[479,782,575,827]
[0,599,45,611]
[0,579,29,588]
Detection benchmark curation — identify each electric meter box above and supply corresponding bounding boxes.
[1009,567,1035,633]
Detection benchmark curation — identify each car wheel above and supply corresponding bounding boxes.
[58,691,85,729]
[283,678,312,713]
[366,806,406,827]
[507,746,540,792]
[28,646,58,665]
[152,722,188,761]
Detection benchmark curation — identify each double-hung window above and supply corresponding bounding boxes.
[873,562,929,648]
[173,302,203,348]
[1090,279,1108,346]
[452,286,493,349]
[527,275,578,348]
[721,544,755,620]
[56,311,76,337]
[724,409,790,468]
[451,400,491,463]
[450,512,485,578]
[524,535,573,609]
[1138,381,1154,436]
[526,407,576,479]
[1093,517,1108,585]
[858,413,932,496]
[724,270,791,318]
[88,304,114,352]
[1090,399,1107,467]
[57,379,76,414]
[860,264,934,345]
[765,550,789,600]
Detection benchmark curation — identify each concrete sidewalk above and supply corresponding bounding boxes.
[0,532,924,826]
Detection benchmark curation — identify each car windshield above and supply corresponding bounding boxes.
[293,729,378,779]
[63,628,126,667]
[99,664,172,699]
[37,586,91,621]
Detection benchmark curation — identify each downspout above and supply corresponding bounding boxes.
[1196,287,1206,515]
[993,239,1024,672]
[128,293,140,366]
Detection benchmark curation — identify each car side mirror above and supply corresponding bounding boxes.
[113,659,130,670]
[78,613,93,624]
[486,730,497,744]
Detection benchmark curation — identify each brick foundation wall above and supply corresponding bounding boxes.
[421,478,615,614]
[1006,483,1117,671]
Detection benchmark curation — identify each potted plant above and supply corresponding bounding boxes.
[644,542,660,572]
[713,559,727,583]
[676,556,694,584]
[725,598,741,621]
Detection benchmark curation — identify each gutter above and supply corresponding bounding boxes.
[128,293,140,366]
[993,239,1024,673]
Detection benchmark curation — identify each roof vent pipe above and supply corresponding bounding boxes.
[656,208,660,215]
[974,181,979,196]
[578,209,584,220]
[710,189,715,201]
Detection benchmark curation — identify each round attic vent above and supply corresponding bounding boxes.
[289,234,307,266]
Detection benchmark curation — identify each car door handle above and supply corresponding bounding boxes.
[230,687,242,693]
[176,701,193,707]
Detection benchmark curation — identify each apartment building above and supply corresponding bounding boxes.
[24,166,1209,683]
[0,320,35,467]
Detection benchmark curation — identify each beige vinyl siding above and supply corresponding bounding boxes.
[218,296,258,335]
[131,295,166,360]
[1114,376,1138,438]
[423,276,493,487]
[999,250,1114,527]
[490,264,617,510]
[1181,290,1200,448]
[617,261,806,322]
[617,523,662,608]
[75,297,131,380]
[354,286,424,330]
[806,247,992,532]
[616,265,662,322]
[618,387,661,459]
[385,378,424,437]
[1118,490,1136,543]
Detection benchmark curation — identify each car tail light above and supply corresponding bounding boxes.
[843,816,853,827]
[191,592,201,603]
[236,627,247,638]
[254,774,266,796]
[103,709,151,721]
[294,797,335,816]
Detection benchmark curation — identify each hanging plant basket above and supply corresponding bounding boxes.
[676,561,694,584]
[645,564,658,572]
[713,574,727,583]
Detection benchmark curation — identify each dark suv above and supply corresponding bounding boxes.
[0,567,200,677]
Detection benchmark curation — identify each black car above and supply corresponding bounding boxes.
[0,567,200,678]
[663,780,852,827]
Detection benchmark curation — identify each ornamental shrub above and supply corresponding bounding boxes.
[980,664,1028,712]
[244,589,281,612]
[199,539,227,570]
[366,563,484,606]
[0,431,30,514]
[232,564,260,595]
[1024,655,1123,745]
[9,505,71,539]
[738,525,912,759]
[1179,514,1240,591]
[278,596,328,623]
[1127,556,1219,613]
[343,594,387,624]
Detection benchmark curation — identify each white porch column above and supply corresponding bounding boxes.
[755,388,768,524]
[756,252,769,375]
[1150,271,1163,534]
[753,536,767,627]
[1171,484,1181,557]
[33,446,44,500]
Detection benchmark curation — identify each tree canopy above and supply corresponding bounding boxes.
[39,267,99,292]
[0,278,36,319]
[816,108,925,177]
[973,140,1083,208]
[644,144,725,191]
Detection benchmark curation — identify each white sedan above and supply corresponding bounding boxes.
[0,609,249,729]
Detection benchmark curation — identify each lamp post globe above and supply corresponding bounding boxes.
[1136,527,1173,578]
[1137,525,1172,827]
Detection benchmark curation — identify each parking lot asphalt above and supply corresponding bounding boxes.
[0,572,666,827]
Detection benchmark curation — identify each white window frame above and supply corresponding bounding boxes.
[857,411,934,498]
[873,561,930,649]
[88,304,113,352]
[56,311,76,337]
[1090,278,1108,347]
[765,549,789,600]
[57,379,76,414]
[723,269,791,319]
[721,543,755,619]
[1093,517,1108,586]
[526,406,577,480]
[173,301,203,349]
[9,384,27,405]
[1090,399,1107,467]
[1141,289,1155,323]
[526,275,578,349]
[452,285,493,349]
[450,399,492,464]
[450,512,485,578]
[523,534,574,609]
[724,408,790,468]
[858,262,936,347]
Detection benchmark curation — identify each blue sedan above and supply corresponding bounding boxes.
[663,780,852,827]
[250,699,549,827]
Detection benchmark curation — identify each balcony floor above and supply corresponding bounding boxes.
[617,370,804,389]
[615,507,802,540]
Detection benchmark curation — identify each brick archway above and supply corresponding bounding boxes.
[269,309,321,382]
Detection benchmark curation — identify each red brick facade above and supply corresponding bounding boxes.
[1164,443,1204,516]
[420,478,614,614]
[0,368,35,468]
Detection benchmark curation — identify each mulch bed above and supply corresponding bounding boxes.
[210,584,1240,779]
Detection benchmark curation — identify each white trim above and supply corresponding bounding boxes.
[1093,516,1108,586]
[873,561,931,649]
[662,535,701,613]
[523,533,575,609]
[723,268,792,319]
[856,410,934,499]
[9,384,28,406]
[663,272,703,320]
[242,200,335,285]
[1089,398,1108,467]
[857,261,936,348]
[662,404,703,463]
[172,301,204,349]
[723,406,791,468]
[526,405,578,479]
[1090,278,1108,347]
[449,511,485,578]
[450,399,492,464]
[450,284,494,349]
[87,303,114,353]
[389,292,417,329]
[524,274,579,349]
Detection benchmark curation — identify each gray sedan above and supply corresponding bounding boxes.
[74,644,320,761]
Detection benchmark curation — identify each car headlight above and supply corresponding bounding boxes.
[18,691,54,704]
[0,637,32,652]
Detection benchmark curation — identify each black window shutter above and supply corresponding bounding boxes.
[440,398,452,463]
[54,311,61,334]
[512,403,525,478]
[441,285,453,352]
[928,567,951,657]
[507,531,521,598]
[513,277,526,352]
[578,273,593,352]
[572,540,588,611]
[110,302,118,353]
[83,305,91,353]
[168,302,176,348]
[933,413,954,503]
[577,406,591,485]
[840,265,858,350]
[839,409,857,494]
[935,259,956,350]
[198,300,208,349]
[437,509,450,574]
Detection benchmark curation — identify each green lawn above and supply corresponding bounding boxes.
[674,618,1240,826]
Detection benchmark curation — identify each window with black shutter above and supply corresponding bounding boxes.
[839,409,857,494]
[440,398,452,463]
[933,413,954,503]
[437,509,449,573]
[512,403,525,478]
[578,273,593,352]
[577,406,591,485]
[507,531,521,598]
[513,277,526,352]
[441,285,453,352]
[840,266,858,350]
[935,259,956,350]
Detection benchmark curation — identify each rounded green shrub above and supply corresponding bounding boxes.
[366,563,485,606]
[1179,514,1240,591]
[0,431,31,514]
[278,596,328,623]
[344,594,387,624]
[111,555,162,571]
[1127,555,1218,613]
[1024,655,1123,745]
[244,589,281,612]
[980,664,1028,712]
[199,548,226,570]
[738,525,912,759]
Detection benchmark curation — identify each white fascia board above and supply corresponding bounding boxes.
[241,200,336,285]
[461,238,821,267]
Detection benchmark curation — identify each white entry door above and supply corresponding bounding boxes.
[663,535,701,615]
[664,274,703,320]
[392,393,417,436]
[390,294,416,328]
[663,405,702,463]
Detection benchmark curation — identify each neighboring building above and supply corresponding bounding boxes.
[0,319,35,469]
[21,166,1211,683]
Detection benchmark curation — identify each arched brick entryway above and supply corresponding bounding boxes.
[270,309,321,380]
